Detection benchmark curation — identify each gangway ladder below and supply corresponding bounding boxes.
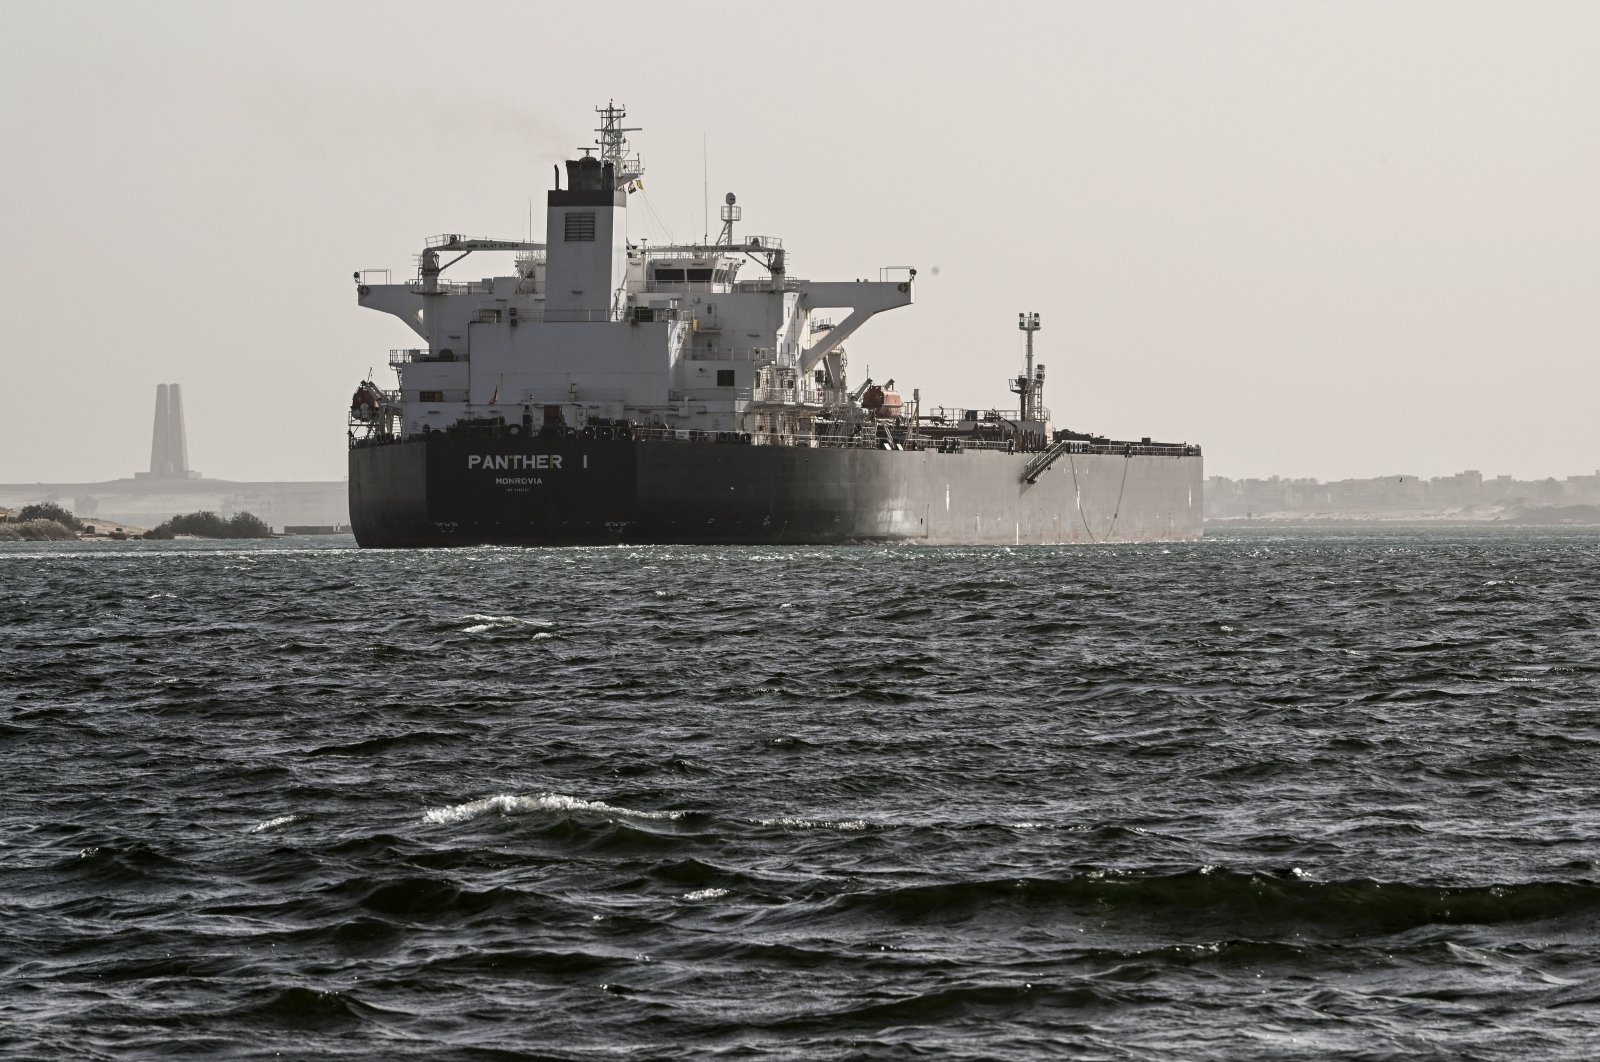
[1022,440,1073,483]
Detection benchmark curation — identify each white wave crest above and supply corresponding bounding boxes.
[248,813,303,834]
[423,792,685,826]
[683,887,729,901]
[757,816,870,831]
[460,614,556,635]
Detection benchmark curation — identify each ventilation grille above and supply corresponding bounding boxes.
[564,212,596,241]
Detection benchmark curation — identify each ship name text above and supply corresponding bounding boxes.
[469,454,564,470]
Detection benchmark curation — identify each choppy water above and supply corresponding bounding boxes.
[3,527,1599,1060]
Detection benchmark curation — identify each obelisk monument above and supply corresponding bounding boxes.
[136,383,200,479]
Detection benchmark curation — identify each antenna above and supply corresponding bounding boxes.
[702,132,709,246]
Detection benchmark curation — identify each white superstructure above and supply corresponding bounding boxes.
[355,103,916,443]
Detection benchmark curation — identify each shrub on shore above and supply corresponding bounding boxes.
[143,511,273,540]
[14,503,82,531]
[0,519,79,542]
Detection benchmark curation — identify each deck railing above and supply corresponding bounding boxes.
[350,420,1200,458]
[389,348,470,365]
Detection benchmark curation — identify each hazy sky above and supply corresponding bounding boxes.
[2,1,1596,483]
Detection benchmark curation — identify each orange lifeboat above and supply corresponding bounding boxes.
[862,384,904,420]
[350,382,380,422]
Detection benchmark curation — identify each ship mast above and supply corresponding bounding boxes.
[1014,311,1042,421]
[594,100,643,188]
[716,192,741,247]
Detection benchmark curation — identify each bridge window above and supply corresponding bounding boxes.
[686,268,713,282]
[564,212,596,241]
[716,370,735,387]
[653,268,685,282]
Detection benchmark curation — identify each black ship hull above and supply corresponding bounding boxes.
[349,434,1202,547]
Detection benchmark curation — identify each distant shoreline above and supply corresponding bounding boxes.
[1207,504,1600,527]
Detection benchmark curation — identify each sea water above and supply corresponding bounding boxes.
[2,527,1598,1059]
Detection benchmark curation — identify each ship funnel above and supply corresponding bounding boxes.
[564,156,613,192]
[546,117,630,318]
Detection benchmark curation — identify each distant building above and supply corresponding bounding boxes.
[1206,467,1600,522]
[1565,471,1600,503]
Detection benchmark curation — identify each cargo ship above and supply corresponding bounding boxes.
[347,103,1201,547]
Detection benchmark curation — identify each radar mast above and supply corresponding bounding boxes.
[716,192,741,247]
[594,101,643,188]
[1012,311,1044,422]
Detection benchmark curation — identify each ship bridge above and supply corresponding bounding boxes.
[352,102,914,443]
